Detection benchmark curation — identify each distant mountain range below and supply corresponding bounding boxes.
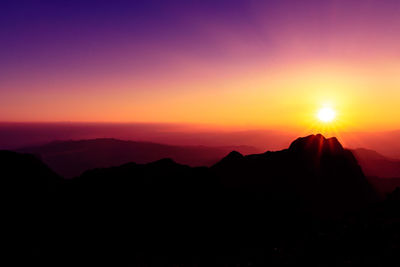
[17,138,261,177]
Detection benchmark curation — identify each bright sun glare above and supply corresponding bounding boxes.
[317,107,336,123]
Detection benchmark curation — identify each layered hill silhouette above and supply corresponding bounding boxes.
[17,138,260,177]
[352,148,400,194]
[352,148,400,178]
[3,134,400,265]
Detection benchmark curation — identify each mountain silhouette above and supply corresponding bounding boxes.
[17,138,260,177]
[2,134,399,265]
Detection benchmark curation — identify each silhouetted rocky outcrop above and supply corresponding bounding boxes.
[213,134,376,215]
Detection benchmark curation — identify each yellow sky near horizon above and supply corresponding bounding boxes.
[3,59,399,134]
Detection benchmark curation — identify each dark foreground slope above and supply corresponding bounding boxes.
[1,151,62,263]
[2,134,399,266]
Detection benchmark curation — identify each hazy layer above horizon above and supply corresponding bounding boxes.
[1,122,400,159]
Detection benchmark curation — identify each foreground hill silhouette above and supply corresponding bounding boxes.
[3,134,400,265]
[17,138,260,177]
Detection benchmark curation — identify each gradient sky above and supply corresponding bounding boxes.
[1,0,400,132]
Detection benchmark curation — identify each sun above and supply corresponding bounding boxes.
[317,107,336,123]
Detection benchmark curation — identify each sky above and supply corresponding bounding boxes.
[1,0,400,132]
